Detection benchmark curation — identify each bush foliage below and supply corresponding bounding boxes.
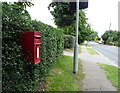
[102,30,120,46]
[64,35,75,49]
[2,2,64,91]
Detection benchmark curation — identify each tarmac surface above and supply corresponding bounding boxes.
[89,42,119,67]
[64,45,117,91]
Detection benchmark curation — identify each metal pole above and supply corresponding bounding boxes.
[73,0,79,74]
[119,2,120,31]
[118,2,120,68]
[109,23,111,31]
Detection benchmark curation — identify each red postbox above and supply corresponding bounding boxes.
[21,31,41,64]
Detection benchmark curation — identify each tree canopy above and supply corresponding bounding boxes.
[48,2,94,44]
[14,1,34,9]
[89,31,99,41]
[102,30,119,46]
[48,2,75,28]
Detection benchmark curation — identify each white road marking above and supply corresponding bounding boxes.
[90,47,119,67]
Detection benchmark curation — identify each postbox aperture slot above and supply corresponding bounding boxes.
[35,35,41,38]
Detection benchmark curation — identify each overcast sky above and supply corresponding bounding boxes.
[3,0,119,37]
[86,0,119,36]
[26,0,55,27]
[26,0,119,37]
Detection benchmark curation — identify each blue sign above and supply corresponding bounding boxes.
[70,0,88,11]
[79,2,88,9]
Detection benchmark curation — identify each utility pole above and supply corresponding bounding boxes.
[109,23,111,31]
[71,0,88,74]
[118,1,120,32]
[73,0,79,74]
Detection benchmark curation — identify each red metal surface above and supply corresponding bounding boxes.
[21,31,41,64]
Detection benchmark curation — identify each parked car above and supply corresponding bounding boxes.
[98,41,102,44]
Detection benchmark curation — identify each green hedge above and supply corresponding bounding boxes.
[64,35,75,49]
[2,2,64,91]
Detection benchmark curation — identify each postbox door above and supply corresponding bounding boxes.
[34,31,41,64]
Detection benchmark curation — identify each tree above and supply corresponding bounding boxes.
[14,1,34,9]
[102,30,119,45]
[48,2,75,28]
[89,31,99,41]
[48,2,93,44]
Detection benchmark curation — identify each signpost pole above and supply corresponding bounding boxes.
[73,0,79,74]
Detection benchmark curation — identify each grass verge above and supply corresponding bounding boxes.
[99,64,119,91]
[87,48,99,55]
[45,55,84,91]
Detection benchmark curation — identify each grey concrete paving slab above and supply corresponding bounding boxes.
[80,46,117,91]
[82,60,116,91]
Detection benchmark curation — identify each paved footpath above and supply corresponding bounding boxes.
[64,46,117,91]
[80,46,117,91]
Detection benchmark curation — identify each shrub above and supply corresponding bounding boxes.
[2,2,64,91]
[64,35,75,49]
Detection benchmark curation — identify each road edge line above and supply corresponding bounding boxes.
[90,47,118,67]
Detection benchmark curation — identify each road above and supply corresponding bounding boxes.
[88,42,119,67]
